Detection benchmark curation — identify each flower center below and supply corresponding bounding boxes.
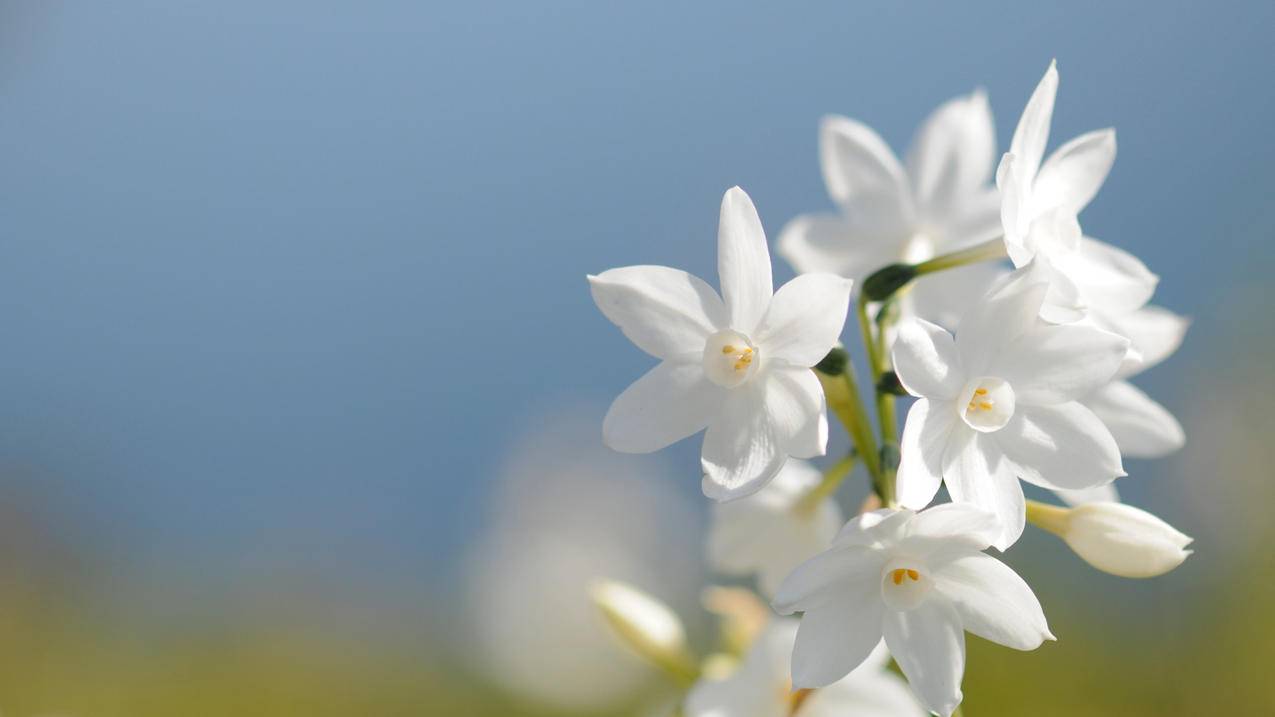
[702,329,759,388]
[880,560,932,611]
[958,376,1016,432]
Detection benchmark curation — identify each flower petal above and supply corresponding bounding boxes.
[1054,483,1120,507]
[893,318,965,400]
[882,599,965,717]
[897,399,957,510]
[906,89,997,215]
[701,368,824,500]
[1032,128,1116,216]
[1053,237,1158,315]
[603,359,723,453]
[997,402,1125,490]
[589,267,726,358]
[820,115,912,222]
[943,428,1025,550]
[932,551,1053,650]
[772,545,884,614]
[955,267,1049,377]
[755,273,854,366]
[1009,60,1058,184]
[1083,380,1185,458]
[777,213,900,278]
[901,502,1002,552]
[991,324,1129,404]
[1097,305,1190,379]
[717,186,774,333]
[791,597,885,689]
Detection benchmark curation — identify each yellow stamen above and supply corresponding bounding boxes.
[975,388,988,395]
[906,569,919,580]
[978,401,993,410]
[721,345,735,354]
[892,569,905,585]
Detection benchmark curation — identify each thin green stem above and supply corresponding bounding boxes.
[913,237,1007,276]
[797,451,857,515]
[857,293,898,506]
[815,365,882,489]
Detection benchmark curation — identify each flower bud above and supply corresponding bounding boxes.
[1027,501,1192,578]
[861,263,917,301]
[589,579,697,682]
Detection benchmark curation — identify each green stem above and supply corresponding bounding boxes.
[797,451,857,515]
[857,293,898,507]
[913,237,1007,276]
[815,364,882,490]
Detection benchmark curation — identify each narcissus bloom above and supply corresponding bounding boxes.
[997,61,1158,322]
[773,505,1052,717]
[685,619,925,717]
[707,460,844,598]
[589,187,854,499]
[892,266,1128,548]
[778,91,1004,328]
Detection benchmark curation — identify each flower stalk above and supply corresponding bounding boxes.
[814,350,883,492]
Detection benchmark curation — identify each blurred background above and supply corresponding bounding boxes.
[0,1,1271,714]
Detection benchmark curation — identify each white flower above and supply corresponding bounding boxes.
[891,265,1128,548]
[590,580,692,671]
[589,187,855,499]
[707,460,844,598]
[1027,501,1193,578]
[773,504,1052,717]
[778,91,1005,328]
[997,60,1158,322]
[684,619,925,717]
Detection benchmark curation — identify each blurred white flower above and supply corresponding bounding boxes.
[778,91,1004,328]
[997,60,1158,323]
[892,266,1128,548]
[1028,501,1193,578]
[684,619,925,717]
[590,579,697,680]
[773,504,1052,717]
[590,186,854,499]
[706,459,843,598]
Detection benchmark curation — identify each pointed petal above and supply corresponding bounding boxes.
[992,324,1129,404]
[791,598,885,689]
[998,402,1125,490]
[882,600,966,717]
[1054,237,1158,314]
[701,368,824,500]
[905,257,1008,332]
[943,429,1025,550]
[832,508,913,549]
[1084,380,1185,458]
[897,399,957,510]
[603,359,723,453]
[819,115,912,225]
[756,273,854,366]
[892,318,965,400]
[1099,305,1190,379]
[589,267,726,358]
[906,89,997,213]
[901,502,1002,553]
[1033,128,1116,215]
[933,551,1053,650]
[955,267,1049,377]
[777,213,903,279]
[1009,60,1058,183]
[772,545,884,614]
[718,187,773,332]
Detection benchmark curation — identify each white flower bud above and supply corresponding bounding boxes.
[589,579,697,682]
[1028,501,1192,578]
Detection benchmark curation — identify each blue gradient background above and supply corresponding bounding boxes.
[0,2,1271,712]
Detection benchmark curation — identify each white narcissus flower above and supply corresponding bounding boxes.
[1027,501,1193,578]
[892,265,1128,548]
[589,187,854,499]
[684,619,925,717]
[707,459,844,598]
[773,504,1052,717]
[778,91,1005,329]
[997,60,1158,323]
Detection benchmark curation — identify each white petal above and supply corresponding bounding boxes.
[882,599,965,717]
[992,324,1129,404]
[997,402,1125,490]
[1084,380,1185,458]
[906,89,997,214]
[773,545,884,614]
[1008,60,1058,184]
[831,508,914,549]
[905,258,1008,332]
[806,670,927,717]
[1032,128,1116,216]
[901,502,1002,553]
[932,551,1053,650]
[701,368,824,500]
[1053,237,1158,315]
[791,598,885,688]
[819,115,912,222]
[892,318,965,400]
[997,153,1030,255]
[777,213,899,278]
[603,359,723,453]
[1098,305,1190,379]
[1054,483,1120,507]
[717,187,773,333]
[897,399,957,510]
[756,273,854,366]
[955,267,1049,377]
[943,428,1025,550]
[589,267,726,358]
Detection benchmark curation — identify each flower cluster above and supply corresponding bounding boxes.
[587,61,1191,716]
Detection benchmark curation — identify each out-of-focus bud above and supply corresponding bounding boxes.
[1026,500,1193,578]
[590,579,699,684]
[861,263,917,301]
